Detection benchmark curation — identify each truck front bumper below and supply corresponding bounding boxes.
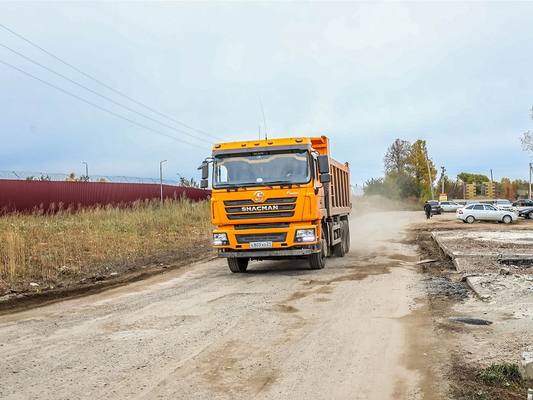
[218,246,319,258]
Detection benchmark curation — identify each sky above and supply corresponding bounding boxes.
[1,1,532,186]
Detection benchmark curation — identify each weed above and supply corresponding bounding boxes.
[0,199,211,292]
[477,362,522,386]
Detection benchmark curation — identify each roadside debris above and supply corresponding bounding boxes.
[448,316,493,326]
[522,352,533,381]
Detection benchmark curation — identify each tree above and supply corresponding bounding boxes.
[457,172,490,184]
[521,106,533,153]
[522,131,533,152]
[406,139,437,200]
[500,177,515,200]
[178,176,199,188]
[384,139,411,175]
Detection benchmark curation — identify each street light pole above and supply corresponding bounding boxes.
[440,166,446,195]
[160,160,167,206]
[82,161,89,180]
[529,163,533,200]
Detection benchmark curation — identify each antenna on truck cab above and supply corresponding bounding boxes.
[258,95,268,140]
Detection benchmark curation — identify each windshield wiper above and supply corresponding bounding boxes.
[215,180,302,189]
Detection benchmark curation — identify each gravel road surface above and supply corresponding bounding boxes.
[0,211,440,400]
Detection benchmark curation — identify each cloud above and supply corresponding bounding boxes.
[0,2,532,184]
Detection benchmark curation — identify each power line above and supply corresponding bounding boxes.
[0,23,222,141]
[0,58,207,150]
[0,42,212,145]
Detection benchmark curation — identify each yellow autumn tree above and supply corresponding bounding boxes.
[406,139,437,201]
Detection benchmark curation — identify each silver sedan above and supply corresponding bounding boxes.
[456,203,518,224]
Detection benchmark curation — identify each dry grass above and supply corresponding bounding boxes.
[0,199,211,293]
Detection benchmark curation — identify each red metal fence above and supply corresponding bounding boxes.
[0,180,210,213]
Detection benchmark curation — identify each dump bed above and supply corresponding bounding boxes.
[311,136,351,217]
[329,159,351,216]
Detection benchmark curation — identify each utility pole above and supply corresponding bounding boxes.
[159,160,167,206]
[440,166,446,194]
[82,161,89,180]
[529,162,533,200]
[490,169,494,199]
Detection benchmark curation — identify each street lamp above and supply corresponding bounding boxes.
[528,163,533,200]
[82,161,89,180]
[160,160,167,206]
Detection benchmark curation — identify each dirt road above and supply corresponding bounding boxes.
[0,211,442,400]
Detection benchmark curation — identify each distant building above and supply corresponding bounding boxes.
[482,181,496,198]
[465,183,476,199]
[465,181,496,200]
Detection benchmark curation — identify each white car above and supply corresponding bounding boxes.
[493,199,514,211]
[439,201,461,212]
[456,203,518,224]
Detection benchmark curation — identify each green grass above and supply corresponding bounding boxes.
[477,363,522,386]
[0,199,211,292]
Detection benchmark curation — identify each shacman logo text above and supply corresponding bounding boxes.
[241,205,279,212]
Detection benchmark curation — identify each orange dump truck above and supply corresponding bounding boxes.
[199,136,351,272]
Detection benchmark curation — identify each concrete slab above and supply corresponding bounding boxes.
[521,352,533,380]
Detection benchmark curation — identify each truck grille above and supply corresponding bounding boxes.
[224,197,297,220]
[235,233,287,244]
[224,197,296,206]
[234,223,290,230]
[228,212,294,220]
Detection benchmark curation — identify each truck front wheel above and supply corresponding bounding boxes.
[227,258,249,273]
[309,239,326,270]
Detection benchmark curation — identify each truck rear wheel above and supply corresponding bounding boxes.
[343,220,351,254]
[333,223,347,257]
[227,258,249,273]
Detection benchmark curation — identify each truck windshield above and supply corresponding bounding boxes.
[213,150,310,188]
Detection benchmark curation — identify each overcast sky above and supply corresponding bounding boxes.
[1,1,532,185]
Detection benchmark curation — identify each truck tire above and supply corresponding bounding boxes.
[309,238,326,269]
[343,220,351,254]
[227,258,249,273]
[333,223,346,257]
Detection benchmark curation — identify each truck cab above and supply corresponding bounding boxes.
[200,136,351,273]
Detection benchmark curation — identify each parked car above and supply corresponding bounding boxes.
[439,201,461,212]
[456,203,518,224]
[517,206,533,219]
[427,200,442,215]
[492,199,514,211]
[512,199,533,211]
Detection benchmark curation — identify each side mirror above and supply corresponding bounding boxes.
[319,173,331,183]
[317,155,330,174]
[198,161,209,180]
[200,179,208,189]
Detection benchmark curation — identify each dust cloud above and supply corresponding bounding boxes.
[349,195,424,256]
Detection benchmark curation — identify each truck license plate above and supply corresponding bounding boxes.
[249,241,273,249]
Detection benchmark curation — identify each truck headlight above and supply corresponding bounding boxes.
[213,233,228,246]
[295,229,316,243]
